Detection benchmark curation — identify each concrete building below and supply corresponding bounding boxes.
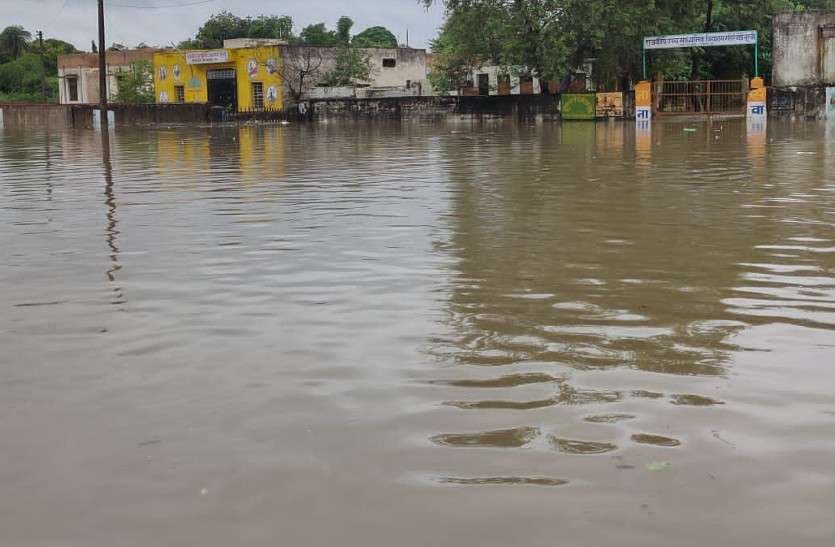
[57,49,160,104]
[439,64,593,97]
[773,11,835,87]
[279,45,429,103]
[153,40,284,112]
[457,66,545,96]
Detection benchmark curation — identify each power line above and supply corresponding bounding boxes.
[108,0,218,8]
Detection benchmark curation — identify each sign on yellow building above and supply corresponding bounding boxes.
[154,45,282,112]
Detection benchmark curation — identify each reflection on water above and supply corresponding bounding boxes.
[550,436,618,454]
[630,433,682,447]
[2,119,835,546]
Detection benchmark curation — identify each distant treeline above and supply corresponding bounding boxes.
[177,13,399,50]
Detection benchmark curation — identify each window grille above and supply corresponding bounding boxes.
[252,82,264,109]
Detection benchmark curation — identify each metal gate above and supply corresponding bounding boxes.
[656,79,747,115]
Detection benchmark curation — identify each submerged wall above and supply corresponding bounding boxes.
[768,86,830,119]
[0,103,210,129]
[0,104,73,128]
[309,95,560,119]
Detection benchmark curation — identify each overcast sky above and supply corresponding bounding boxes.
[5,0,446,51]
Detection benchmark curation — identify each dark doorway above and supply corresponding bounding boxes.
[477,73,490,96]
[207,69,237,111]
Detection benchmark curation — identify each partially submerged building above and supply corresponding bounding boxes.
[151,40,429,111]
[457,66,547,96]
[153,39,284,112]
[442,63,593,97]
[57,49,160,105]
[279,45,429,102]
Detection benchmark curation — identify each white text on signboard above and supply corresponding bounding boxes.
[186,50,230,65]
[644,31,757,50]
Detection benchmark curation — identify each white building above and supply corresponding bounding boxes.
[57,49,160,104]
[278,45,429,102]
[461,65,544,96]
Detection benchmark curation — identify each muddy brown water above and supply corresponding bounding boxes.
[1,119,835,546]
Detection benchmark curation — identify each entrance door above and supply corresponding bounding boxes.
[477,73,489,96]
[207,69,237,111]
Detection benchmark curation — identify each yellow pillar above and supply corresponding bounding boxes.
[747,77,766,118]
[635,80,652,122]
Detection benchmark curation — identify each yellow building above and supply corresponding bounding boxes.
[153,42,282,112]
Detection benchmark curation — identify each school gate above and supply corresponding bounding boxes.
[655,79,749,116]
[640,31,761,118]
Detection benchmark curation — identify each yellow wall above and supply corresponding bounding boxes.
[153,46,282,111]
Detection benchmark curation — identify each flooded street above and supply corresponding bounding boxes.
[2,119,835,546]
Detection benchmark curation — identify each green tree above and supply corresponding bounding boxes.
[298,23,338,46]
[0,53,48,101]
[41,38,77,73]
[0,33,74,102]
[113,60,154,104]
[352,26,398,48]
[321,46,372,86]
[0,26,32,61]
[248,15,294,39]
[192,11,249,48]
[336,17,354,44]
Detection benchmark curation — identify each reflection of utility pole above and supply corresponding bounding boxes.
[101,129,123,303]
[98,0,108,110]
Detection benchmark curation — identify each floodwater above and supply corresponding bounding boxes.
[1,119,835,546]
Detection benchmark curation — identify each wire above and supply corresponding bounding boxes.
[108,0,218,8]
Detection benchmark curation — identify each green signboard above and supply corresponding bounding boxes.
[561,93,596,120]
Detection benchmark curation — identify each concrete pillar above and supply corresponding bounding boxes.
[93,109,115,130]
[747,77,767,118]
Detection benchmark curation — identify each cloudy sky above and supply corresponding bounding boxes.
[5,0,446,51]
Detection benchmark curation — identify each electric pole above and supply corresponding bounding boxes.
[37,30,47,102]
[98,0,108,110]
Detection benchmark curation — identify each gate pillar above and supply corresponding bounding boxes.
[747,77,767,119]
[635,80,652,122]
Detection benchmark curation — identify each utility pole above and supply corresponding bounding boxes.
[98,0,108,110]
[37,30,47,102]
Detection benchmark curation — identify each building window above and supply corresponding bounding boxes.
[382,58,396,68]
[175,85,185,103]
[252,82,264,109]
[67,76,79,102]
